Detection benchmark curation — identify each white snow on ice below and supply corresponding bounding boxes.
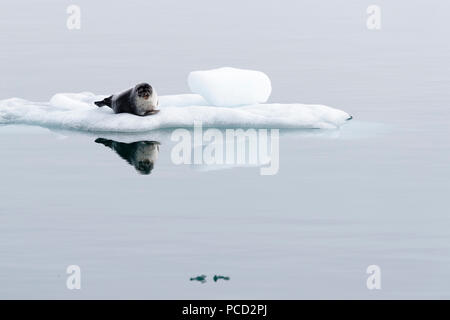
[0,93,350,132]
[188,67,272,107]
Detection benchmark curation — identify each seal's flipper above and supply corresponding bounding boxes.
[95,138,113,148]
[94,96,113,108]
[143,109,160,116]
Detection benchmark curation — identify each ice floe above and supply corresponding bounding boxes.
[0,68,351,132]
[0,92,351,132]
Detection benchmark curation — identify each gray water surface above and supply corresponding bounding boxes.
[1,0,450,299]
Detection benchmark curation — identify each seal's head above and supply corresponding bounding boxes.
[133,83,159,115]
[135,83,153,100]
[136,159,154,175]
[133,141,160,175]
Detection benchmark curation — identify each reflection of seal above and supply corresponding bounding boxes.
[94,83,159,116]
[95,138,160,175]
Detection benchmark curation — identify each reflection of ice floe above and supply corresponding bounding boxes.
[49,127,174,144]
[0,121,386,176]
[45,125,345,144]
[171,124,280,175]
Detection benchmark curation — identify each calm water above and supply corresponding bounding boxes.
[1,0,449,298]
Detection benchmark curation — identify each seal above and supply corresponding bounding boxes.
[95,138,160,175]
[94,83,159,116]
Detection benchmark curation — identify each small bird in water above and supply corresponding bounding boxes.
[213,275,230,282]
[190,275,207,283]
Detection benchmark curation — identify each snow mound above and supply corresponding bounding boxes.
[188,67,272,107]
